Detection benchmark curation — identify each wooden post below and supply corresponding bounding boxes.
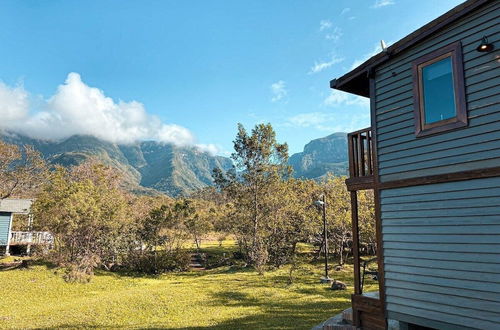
[350,190,361,327]
[5,212,13,256]
[322,194,329,280]
[350,191,361,295]
[26,214,33,256]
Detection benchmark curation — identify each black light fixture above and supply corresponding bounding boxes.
[476,36,494,53]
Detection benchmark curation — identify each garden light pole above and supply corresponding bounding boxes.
[315,195,330,283]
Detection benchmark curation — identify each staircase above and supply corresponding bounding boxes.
[189,253,205,270]
[313,307,357,330]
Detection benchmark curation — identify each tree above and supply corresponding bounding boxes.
[214,123,303,272]
[134,201,191,274]
[179,199,216,252]
[33,161,130,281]
[0,141,47,199]
[317,175,376,265]
[191,187,232,246]
[322,175,351,265]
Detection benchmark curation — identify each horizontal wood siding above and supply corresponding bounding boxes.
[0,212,12,245]
[374,1,500,182]
[381,177,500,329]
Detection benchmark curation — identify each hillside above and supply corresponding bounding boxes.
[289,132,348,179]
[0,132,233,196]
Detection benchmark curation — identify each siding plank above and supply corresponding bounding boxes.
[387,287,500,313]
[385,256,500,274]
[386,278,500,302]
[0,212,11,245]
[385,265,500,284]
[387,296,500,323]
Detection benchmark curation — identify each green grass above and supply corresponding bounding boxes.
[0,242,378,329]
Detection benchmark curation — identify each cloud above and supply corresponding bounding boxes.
[325,27,343,42]
[287,112,332,129]
[285,111,370,133]
[0,82,29,123]
[270,80,287,102]
[323,89,370,108]
[195,143,220,155]
[309,56,344,74]
[319,20,332,31]
[372,0,395,8]
[0,72,219,154]
[340,8,351,15]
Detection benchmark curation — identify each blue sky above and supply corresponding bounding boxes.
[0,0,463,155]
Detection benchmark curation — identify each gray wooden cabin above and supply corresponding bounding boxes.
[330,0,499,329]
[0,199,53,255]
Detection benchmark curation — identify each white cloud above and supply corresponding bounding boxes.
[319,20,332,31]
[195,143,220,155]
[0,73,218,154]
[0,82,29,124]
[270,80,287,102]
[285,111,370,133]
[323,89,370,108]
[309,56,344,74]
[288,112,332,128]
[372,0,395,8]
[325,27,343,42]
[340,8,351,15]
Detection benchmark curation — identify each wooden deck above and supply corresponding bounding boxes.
[9,231,54,246]
[346,128,375,191]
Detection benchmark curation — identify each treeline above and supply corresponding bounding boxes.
[0,123,374,282]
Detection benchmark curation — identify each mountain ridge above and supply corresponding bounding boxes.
[0,132,233,196]
[1,130,349,194]
[289,132,348,179]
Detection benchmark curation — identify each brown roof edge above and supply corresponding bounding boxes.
[330,0,491,97]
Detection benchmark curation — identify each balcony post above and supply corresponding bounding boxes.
[5,213,13,256]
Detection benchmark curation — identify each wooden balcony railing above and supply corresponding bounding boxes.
[346,128,375,190]
[10,231,54,246]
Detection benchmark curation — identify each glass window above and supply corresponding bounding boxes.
[421,56,456,124]
[412,42,467,137]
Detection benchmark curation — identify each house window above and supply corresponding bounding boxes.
[412,42,467,137]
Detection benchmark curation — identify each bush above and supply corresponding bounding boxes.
[126,250,190,274]
[63,255,100,283]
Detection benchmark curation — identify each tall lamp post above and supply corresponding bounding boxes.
[315,195,331,283]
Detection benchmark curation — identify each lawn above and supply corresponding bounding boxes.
[0,242,377,329]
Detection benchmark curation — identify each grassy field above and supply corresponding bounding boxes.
[0,241,377,329]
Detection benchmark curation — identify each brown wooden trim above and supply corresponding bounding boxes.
[348,133,355,178]
[367,130,373,175]
[379,166,500,190]
[346,176,375,191]
[412,41,468,137]
[352,294,387,330]
[352,294,383,314]
[350,191,361,296]
[350,190,361,328]
[348,128,374,179]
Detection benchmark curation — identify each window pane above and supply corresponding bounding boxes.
[422,56,456,124]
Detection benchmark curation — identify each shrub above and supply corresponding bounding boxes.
[63,255,100,283]
[126,250,190,274]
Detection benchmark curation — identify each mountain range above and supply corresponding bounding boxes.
[1,132,233,196]
[289,132,348,179]
[1,131,348,196]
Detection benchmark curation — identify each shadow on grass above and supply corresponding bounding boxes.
[174,292,341,330]
[0,258,58,272]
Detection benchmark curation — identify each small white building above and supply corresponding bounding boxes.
[0,199,52,256]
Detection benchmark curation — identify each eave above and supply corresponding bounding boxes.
[330,0,491,97]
